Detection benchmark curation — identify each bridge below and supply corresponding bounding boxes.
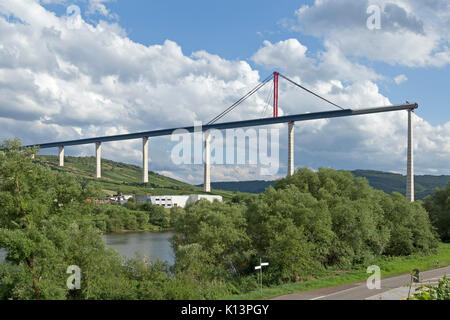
[25,72,418,202]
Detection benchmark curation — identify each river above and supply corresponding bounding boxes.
[0,231,175,266]
[103,231,175,265]
[0,248,6,263]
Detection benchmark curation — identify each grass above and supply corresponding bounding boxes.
[224,242,450,300]
[35,155,244,201]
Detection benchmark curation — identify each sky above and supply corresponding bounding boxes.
[0,0,449,183]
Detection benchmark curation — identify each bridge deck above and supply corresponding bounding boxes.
[26,103,417,149]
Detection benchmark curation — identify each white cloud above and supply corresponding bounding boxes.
[252,39,381,85]
[0,0,448,186]
[0,0,276,183]
[294,0,450,67]
[86,0,112,17]
[251,39,450,176]
[394,74,408,84]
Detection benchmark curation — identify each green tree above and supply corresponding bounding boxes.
[380,192,438,255]
[148,204,170,228]
[423,183,450,242]
[0,140,134,299]
[173,200,254,279]
[411,276,450,300]
[266,222,317,283]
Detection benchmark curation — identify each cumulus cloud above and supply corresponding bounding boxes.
[294,0,450,67]
[0,0,448,186]
[252,39,381,86]
[0,0,279,182]
[394,74,408,84]
[85,0,113,17]
[251,38,449,176]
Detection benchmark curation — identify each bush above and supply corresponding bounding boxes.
[423,183,450,242]
[173,167,439,288]
[412,276,450,300]
[173,200,254,279]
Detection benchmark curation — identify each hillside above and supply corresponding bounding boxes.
[352,170,450,200]
[35,156,449,200]
[207,170,450,200]
[204,180,275,194]
[36,155,239,201]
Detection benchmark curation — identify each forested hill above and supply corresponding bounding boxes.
[352,170,450,200]
[208,170,450,200]
[36,155,237,200]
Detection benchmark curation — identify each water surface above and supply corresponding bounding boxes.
[0,249,6,263]
[104,231,175,265]
[0,232,175,266]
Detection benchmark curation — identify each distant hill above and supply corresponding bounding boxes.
[36,155,239,201]
[352,170,450,200]
[205,180,275,194]
[207,170,450,200]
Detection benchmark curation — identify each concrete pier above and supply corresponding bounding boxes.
[58,146,64,167]
[288,121,295,176]
[95,142,101,178]
[142,137,149,183]
[204,131,211,192]
[406,109,414,202]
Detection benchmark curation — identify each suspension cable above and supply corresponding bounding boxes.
[279,73,346,110]
[207,72,346,125]
[207,74,273,125]
[262,81,273,117]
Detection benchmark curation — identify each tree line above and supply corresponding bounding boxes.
[0,139,446,299]
[172,167,440,291]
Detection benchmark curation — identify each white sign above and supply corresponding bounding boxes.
[255,258,269,295]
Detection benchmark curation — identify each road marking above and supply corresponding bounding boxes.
[308,285,363,300]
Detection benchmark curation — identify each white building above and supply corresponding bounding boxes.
[136,194,222,209]
[107,194,134,205]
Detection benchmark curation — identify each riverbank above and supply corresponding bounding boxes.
[105,227,174,234]
[224,242,450,300]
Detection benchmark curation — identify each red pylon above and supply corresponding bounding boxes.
[273,71,279,118]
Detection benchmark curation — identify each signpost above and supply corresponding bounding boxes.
[255,258,269,296]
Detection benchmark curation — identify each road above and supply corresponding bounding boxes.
[270,266,450,300]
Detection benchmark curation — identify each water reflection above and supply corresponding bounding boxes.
[0,248,6,263]
[104,231,175,265]
[0,232,175,266]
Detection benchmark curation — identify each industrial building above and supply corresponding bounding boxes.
[135,194,223,208]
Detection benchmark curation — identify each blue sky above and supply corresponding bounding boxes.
[112,0,450,126]
[41,0,449,126]
[1,0,449,181]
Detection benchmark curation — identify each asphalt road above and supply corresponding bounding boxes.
[270,266,450,300]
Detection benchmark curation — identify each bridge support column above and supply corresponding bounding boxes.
[58,146,64,167]
[204,131,211,192]
[95,142,101,179]
[288,121,295,176]
[406,109,414,202]
[142,137,149,183]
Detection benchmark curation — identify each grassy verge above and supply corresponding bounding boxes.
[224,242,450,300]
